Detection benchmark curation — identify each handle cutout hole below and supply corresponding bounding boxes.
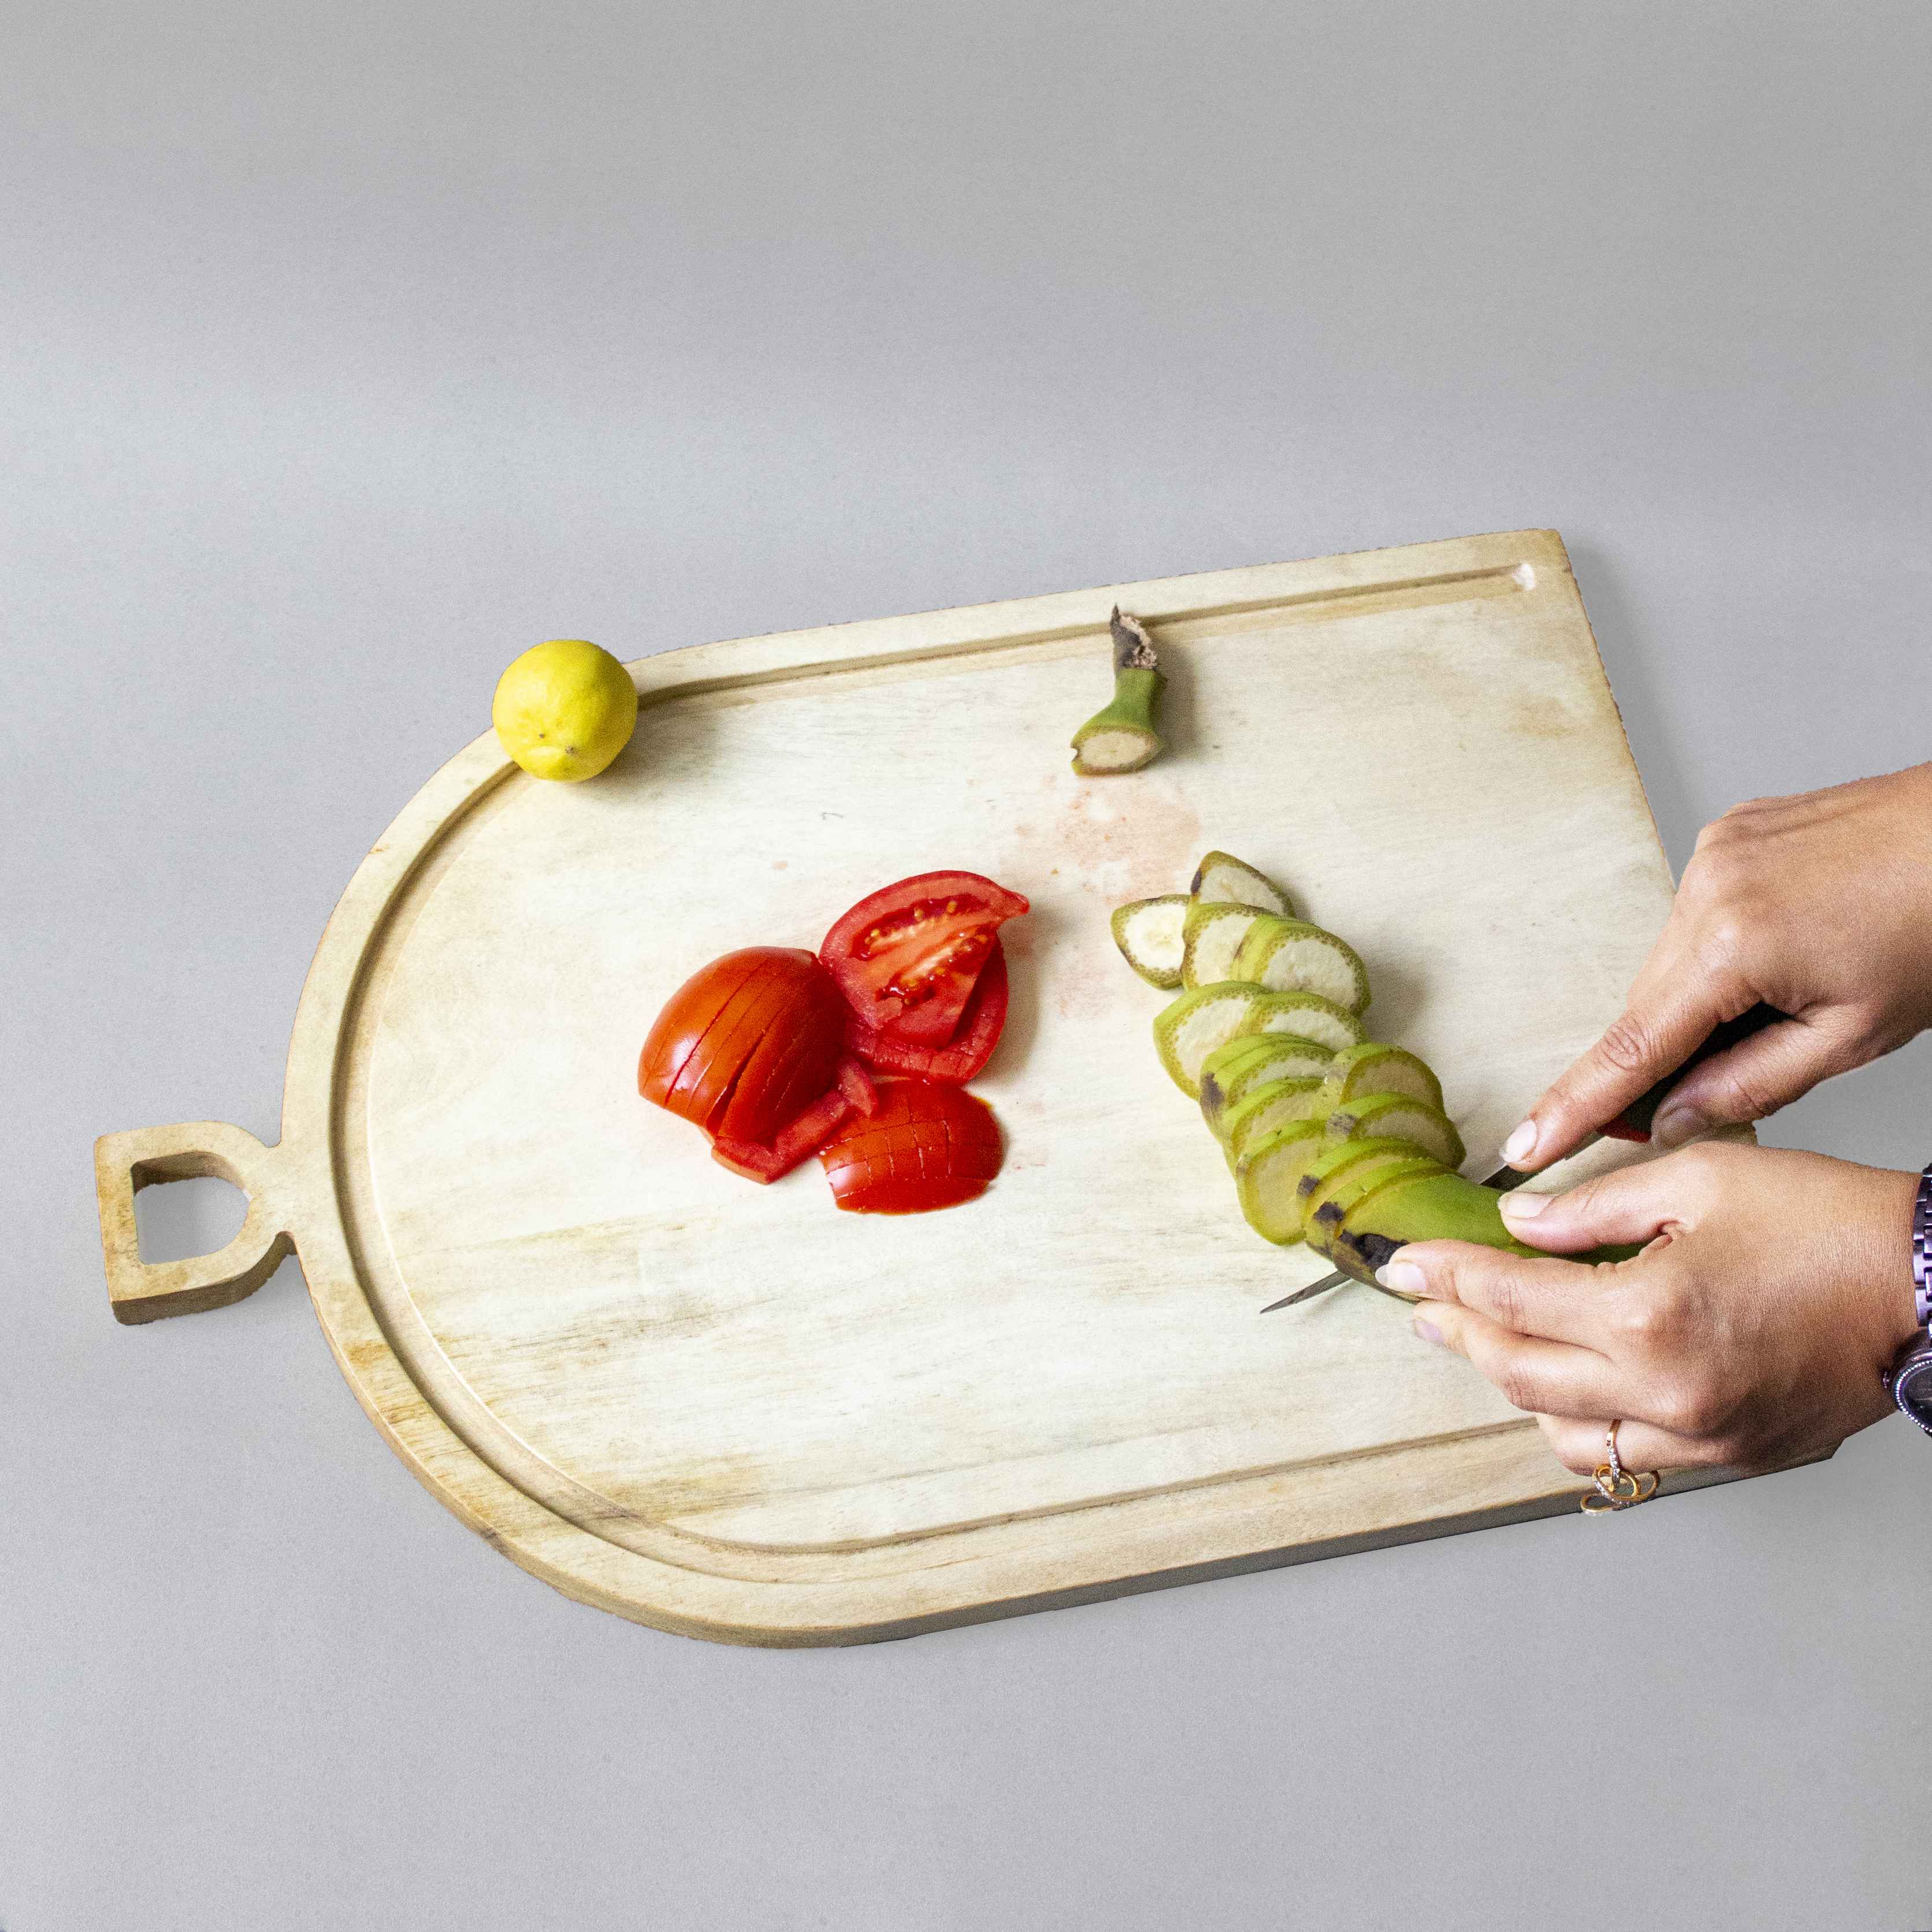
[134,1174,248,1265]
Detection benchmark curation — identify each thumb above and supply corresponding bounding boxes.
[1647,1008,1868,1145]
[1493,1149,1722,1252]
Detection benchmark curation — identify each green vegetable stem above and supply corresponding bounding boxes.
[1070,609,1165,775]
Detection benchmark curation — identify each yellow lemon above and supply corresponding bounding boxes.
[492,639,638,781]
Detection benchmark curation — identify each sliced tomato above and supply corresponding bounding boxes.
[715,967,847,1145]
[713,1059,878,1183]
[639,948,845,1138]
[818,1079,1003,1215]
[845,941,1010,1083]
[820,871,1028,1048]
[667,962,812,1129]
[639,948,787,1113]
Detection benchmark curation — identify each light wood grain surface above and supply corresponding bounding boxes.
[95,529,1769,1644]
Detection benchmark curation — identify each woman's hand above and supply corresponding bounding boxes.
[1502,762,1932,1174]
[1379,1142,1919,1474]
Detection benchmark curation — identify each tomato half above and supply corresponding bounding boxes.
[820,871,1028,1047]
[845,940,1010,1083]
[818,1079,1003,1215]
[638,948,847,1143]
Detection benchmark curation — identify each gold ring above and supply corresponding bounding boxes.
[1579,1421,1661,1514]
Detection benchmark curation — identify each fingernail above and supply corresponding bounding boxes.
[1377,1258,1427,1297]
[1502,1120,1539,1164]
[1498,1189,1548,1220]
[1412,1315,1444,1346]
[1651,1102,1707,1147]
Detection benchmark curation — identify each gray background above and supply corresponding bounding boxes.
[7,2,1931,1926]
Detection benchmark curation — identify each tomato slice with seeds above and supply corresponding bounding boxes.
[818,1079,1003,1215]
[820,871,1029,1047]
[845,940,1010,1084]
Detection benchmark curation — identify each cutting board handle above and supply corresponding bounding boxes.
[93,1121,296,1325]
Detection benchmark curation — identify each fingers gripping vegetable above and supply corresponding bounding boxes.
[820,1079,1003,1214]
[822,871,1029,1047]
[1397,1145,1920,1477]
[1071,609,1165,776]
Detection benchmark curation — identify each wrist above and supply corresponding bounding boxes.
[1863,1166,1924,1358]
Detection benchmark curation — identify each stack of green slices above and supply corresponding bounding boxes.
[1112,853,1543,1287]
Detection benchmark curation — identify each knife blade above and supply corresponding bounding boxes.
[1260,1002,1787,1312]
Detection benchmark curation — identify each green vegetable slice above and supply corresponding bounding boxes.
[1110,895,1190,988]
[1154,984,1365,1096]
[1231,915,1371,1013]
[1221,1077,1329,1168]
[1316,1043,1444,1117]
[1199,1034,1337,1134]
[1324,1092,1465,1169]
[1293,1134,1434,1206]
[1181,900,1269,988]
[1188,851,1293,917]
[1233,1120,1327,1245]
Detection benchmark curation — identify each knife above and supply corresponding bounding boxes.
[1260,1002,1786,1312]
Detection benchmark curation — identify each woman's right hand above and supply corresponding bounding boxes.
[1504,761,1932,1174]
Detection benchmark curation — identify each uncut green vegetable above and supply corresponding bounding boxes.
[1302,1147,1447,1251]
[1326,1171,1646,1287]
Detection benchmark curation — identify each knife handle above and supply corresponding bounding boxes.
[1600,1003,1789,1142]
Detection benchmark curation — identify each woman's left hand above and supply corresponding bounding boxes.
[1378,1141,1920,1474]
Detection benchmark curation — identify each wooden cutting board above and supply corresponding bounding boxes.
[95,529,1767,1645]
